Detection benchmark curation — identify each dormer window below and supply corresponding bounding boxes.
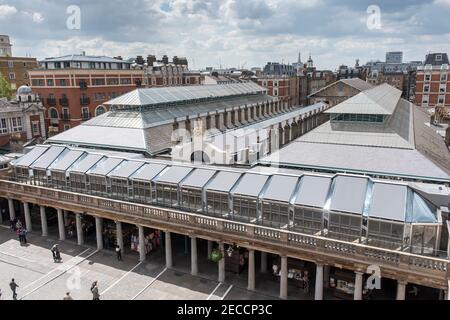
[436,55,442,61]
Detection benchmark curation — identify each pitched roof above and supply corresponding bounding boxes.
[308,78,373,98]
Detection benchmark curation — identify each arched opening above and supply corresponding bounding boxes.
[95,105,107,116]
[190,151,210,164]
[49,107,59,119]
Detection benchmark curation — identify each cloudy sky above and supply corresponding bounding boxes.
[1,0,450,70]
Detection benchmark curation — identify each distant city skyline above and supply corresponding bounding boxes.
[1,0,450,70]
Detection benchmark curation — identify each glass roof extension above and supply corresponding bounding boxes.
[87,157,124,176]
[30,146,67,170]
[130,163,167,181]
[13,145,49,167]
[68,153,105,174]
[231,173,270,198]
[260,175,299,202]
[204,171,243,193]
[49,149,86,172]
[294,175,332,208]
[329,175,369,214]
[152,166,193,185]
[107,160,145,179]
[368,183,407,222]
[180,168,217,189]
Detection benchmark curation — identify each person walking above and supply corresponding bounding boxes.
[51,244,61,262]
[9,278,18,300]
[63,292,73,300]
[115,245,122,261]
[20,228,27,244]
[16,227,22,244]
[91,281,100,300]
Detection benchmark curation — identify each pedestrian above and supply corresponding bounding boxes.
[16,227,22,244]
[115,245,122,261]
[16,219,22,230]
[91,281,100,300]
[51,244,61,262]
[21,228,27,244]
[9,278,18,300]
[63,292,73,300]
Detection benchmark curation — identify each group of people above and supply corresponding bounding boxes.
[11,219,28,245]
[130,229,162,254]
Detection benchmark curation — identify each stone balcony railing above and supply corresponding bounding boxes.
[0,179,449,290]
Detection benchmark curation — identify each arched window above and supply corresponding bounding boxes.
[95,105,106,116]
[49,107,59,119]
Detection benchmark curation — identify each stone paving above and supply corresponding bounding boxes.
[0,225,303,300]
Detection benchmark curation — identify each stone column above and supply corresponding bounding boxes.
[138,225,146,262]
[207,240,213,259]
[23,202,32,231]
[116,221,123,250]
[95,216,103,250]
[40,206,48,236]
[165,231,173,268]
[354,272,364,300]
[8,198,15,221]
[191,236,198,276]
[260,251,267,273]
[396,280,407,300]
[218,242,225,282]
[63,210,68,226]
[76,213,83,245]
[248,249,255,291]
[315,263,324,300]
[57,209,65,241]
[218,112,225,131]
[280,255,288,299]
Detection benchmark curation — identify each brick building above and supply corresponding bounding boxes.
[415,53,450,108]
[0,35,38,91]
[29,54,144,135]
[257,76,299,106]
[142,55,201,87]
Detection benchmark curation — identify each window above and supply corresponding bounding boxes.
[436,54,442,61]
[440,73,447,82]
[106,78,119,85]
[439,83,446,93]
[9,72,15,80]
[425,74,431,81]
[422,95,429,105]
[32,122,40,136]
[32,79,45,86]
[7,61,13,68]
[438,95,445,104]
[49,108,59,119]
[82,107,90,119]
[120,78,131,85]
[0,118,8,134]
[274,88,278,96]
[60,79,67,86]
[424,85,430,93]
[95,105,106,116]
[11,117,23,132]
[93,78,105,86]
[47,79,54,86]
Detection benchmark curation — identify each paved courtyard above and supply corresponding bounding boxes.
[0,224,298,300]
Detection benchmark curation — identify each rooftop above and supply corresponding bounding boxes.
[40,54,132,64]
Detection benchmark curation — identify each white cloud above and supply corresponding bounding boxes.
[32,12,44,23]
[434,0,450,5]
[0,4,17,19]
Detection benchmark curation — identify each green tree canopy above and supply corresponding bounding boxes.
[0,74,13,99]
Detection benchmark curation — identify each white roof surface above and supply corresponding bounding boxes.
[30,146,67,170]
[294,175,332,208]
[330,175,368,214]
[108,160,145,178]
[49,150,85,172]
[131,163,167,181]
[205,171,242,192]
[153,166,193,184]
[369,183,407,221]
[261,141,450,182]
[231,173,269,197]
[180,169,216,189]
[260,175,299,202]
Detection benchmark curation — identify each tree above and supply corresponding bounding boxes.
[0,74,13,99]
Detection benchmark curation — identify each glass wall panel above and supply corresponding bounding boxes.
[205,191,230,217]
[181,187,203,212]
[156,183,178,207]
[110,178,130,200]
[232,196,258,223]
[328,212,361,241]
[51,172,67,189]
[292,206,323,234]
[32,169,49,186]
[410,225,438,255]
[69,173,87,192]
[89,175,107,195]
[132,181,152,204]
[260,201,290,228]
